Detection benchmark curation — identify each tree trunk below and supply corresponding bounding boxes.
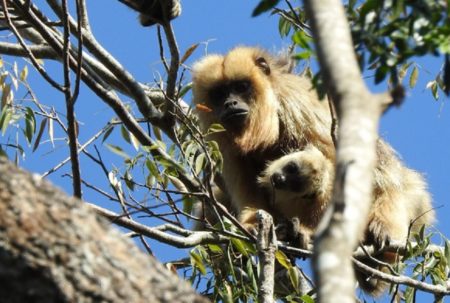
[0,157,209,303]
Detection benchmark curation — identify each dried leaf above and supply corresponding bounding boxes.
[180,43,199,64]
[196,103,212,112]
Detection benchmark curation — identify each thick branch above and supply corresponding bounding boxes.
[0,157,209,302]
[305,1,383,302]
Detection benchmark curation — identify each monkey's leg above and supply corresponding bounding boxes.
[365,193,411,249]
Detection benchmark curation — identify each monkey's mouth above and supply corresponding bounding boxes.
[221,109,248,124]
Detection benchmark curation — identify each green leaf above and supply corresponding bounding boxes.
[168,175,187,192]
[1,83,11,109]
[129,132,140,151]
[288,266,299,290]
[124,170,134,191]
[292,30,312,50]
[207,244,223,254]
[278,16,292,38]
[153,125,162,141]
[444,239,450,266]
[409,66,419,88]
[246,258,258,293]
[102,125,114,143]
[20,65,28,81]
[230,238,249,257]
[183,196,194,215]
[375,65,389,84]
[146,158,160,178]
[105,144,130,159]
[359,0,381,19]
[194,153,206,175]
[189,251,206,275]
[33,118,47,152]
[207,123,225,134]
[25,107,36,144]
[120,125,131,144]
[293,51,312,60]
[300,294,315,303]
[0,107,12,135]
[431,81,439,100]
[178,82,192,98]
[275,250,292,269]
[252,0,280,17]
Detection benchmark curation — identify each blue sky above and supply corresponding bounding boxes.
[6,1,449,301]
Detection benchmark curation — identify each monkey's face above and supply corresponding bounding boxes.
[207,80,252,131]
[192,47,281,152]
[258,147,330,200]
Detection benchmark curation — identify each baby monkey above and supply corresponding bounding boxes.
[258,141,434,295]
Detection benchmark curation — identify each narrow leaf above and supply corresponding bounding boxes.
[102,125,114,143]
[275,250,292,269]
[33,118,47,152]
[252,0,280,17]
[20,65,28,81]
[180,43,199,64]
[409,66,419,88]
[1,83,11,109]
[0,107,12,135]
[105,144,130,159]
[48,117,54,147]
[120,125,131,143]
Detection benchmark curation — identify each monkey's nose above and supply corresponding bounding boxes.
[271,173,286,188]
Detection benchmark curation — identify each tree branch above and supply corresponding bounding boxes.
[304,0,385,302]
[88,203,230,248]
[256,210,277,303]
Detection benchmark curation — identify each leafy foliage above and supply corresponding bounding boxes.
[275,0,450,100]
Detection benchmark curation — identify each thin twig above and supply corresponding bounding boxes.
[62,0,82,198]
[1,0,63,91]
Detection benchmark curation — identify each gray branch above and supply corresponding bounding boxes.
[257,210,277,303]
[305,0,384,302]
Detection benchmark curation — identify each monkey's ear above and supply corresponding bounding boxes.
[255,57,271,75]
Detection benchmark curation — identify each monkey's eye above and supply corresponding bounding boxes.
[210,86,227,102]
[232,80,251,94]
[284,161,299,175]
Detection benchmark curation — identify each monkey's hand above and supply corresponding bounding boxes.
[238,207,259,235]
[276,217,312,250]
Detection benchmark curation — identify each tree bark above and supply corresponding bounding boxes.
[305,0,383,302]
[0,157,209,303]
[256,210,277,303]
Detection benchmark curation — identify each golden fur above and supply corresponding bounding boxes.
[192,46,334,229]
[192,46,434,295]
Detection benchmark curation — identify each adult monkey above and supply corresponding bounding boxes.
[192,46,334,231]
[192,46,434,294]
[119,0,181,26]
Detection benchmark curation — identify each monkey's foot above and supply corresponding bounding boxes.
[366,218,393,250]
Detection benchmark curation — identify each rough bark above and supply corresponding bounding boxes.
[304,0,383,302]
[256,210,277,303]
[0,157,209,303]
